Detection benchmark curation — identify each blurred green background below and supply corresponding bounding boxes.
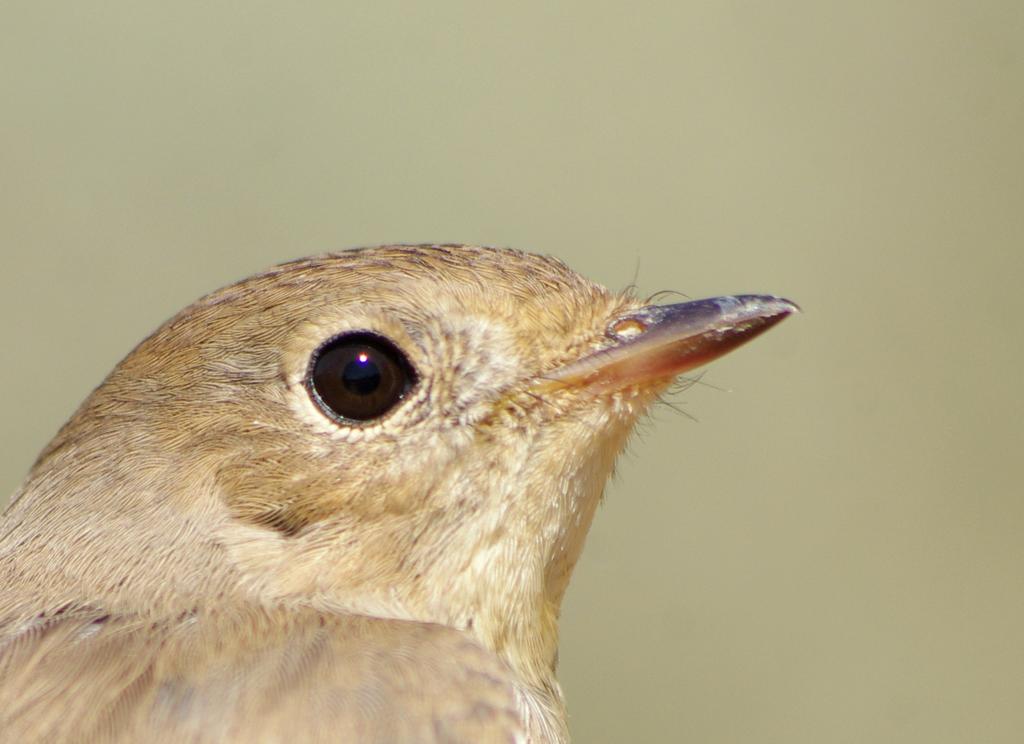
[2,2,1021,742]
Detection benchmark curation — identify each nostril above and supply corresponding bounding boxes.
[608,317,647,339]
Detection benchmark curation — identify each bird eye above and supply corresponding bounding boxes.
[308,333,417,422]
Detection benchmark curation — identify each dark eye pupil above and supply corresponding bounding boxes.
[342,353,382,395]
[309,333,416,422]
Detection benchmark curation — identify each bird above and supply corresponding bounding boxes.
[0,244,796,743]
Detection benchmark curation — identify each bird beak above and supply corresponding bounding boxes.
[542,295,799,392]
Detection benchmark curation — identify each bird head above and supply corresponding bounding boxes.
[12,244,796,689]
